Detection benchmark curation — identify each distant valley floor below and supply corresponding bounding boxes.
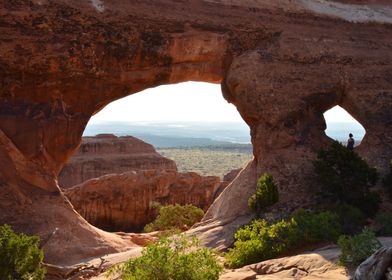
[158,146,253,178]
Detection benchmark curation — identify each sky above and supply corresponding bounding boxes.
[89,82,361,125]
[90,82,242,123]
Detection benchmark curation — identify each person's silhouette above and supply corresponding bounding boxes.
[347,133,355,150]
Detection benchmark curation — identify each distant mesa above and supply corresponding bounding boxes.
[94,133,118,139]
[59,134,177,188]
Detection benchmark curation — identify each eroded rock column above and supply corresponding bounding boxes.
[209,50,343,214]
[341,75,392,171]
[201,46,392,248]
[0,104,132,265]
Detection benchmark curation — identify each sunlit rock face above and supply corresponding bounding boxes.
[59,134,177,188]
[65,169,221,232]
[60,134,227,233]
[0,0,391,265]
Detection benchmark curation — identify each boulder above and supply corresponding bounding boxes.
[354,247,392,280]
[220,246,349,280]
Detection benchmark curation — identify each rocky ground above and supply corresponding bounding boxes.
[69,237,392,280]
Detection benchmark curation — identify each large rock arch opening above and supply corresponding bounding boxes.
[58,81,252,233]
[0,0,391,266]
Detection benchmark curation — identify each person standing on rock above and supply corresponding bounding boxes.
[347,133,355,150]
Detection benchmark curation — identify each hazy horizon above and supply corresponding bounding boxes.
[85,82,366,147]
[84,119,365,147]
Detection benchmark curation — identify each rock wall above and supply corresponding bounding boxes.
[0,0,391,265]
[214,168,242,199]
[59,134,177,188]
[65,170,221,232]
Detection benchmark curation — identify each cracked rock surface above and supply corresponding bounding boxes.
[220,246,348,280]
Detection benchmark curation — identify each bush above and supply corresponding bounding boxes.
[292,209,341,243]
[338,228,381,266]
[383,160,392,198]
[329,204,365,235]
[313,141,380,217]
[225,219,297,269]
[0,224,46,280]
[375,212,392,236]
[248,174,279,215]
[225,209,341,268]
[144,204,204,233]
[107,235,223,280]
[355,191,381,218]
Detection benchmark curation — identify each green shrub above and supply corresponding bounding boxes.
[248,174,279,215]
[0,224,46,280]
[266,219,302,255]
[107,235,223,280]
[225,209,341,268]
[225,219,297,268]
[247,195,256,212]
[383,160,392,198]
[292,209,341,243]
[375,212,392,236]
[144,204,204,233]
[338,228,381,266]
[355,191,381,218]
[313,141,380,217]
[329,204,365,235]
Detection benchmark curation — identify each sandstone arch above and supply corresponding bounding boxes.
[0,0,392,265]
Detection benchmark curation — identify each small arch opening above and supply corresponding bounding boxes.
[323,105,366,147]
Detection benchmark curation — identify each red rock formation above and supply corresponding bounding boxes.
[65,170,221,232]
[1,0,392,265]
[59,134,177,188]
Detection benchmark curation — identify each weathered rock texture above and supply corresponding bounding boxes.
[354,247,392,280]
[214,168,242,199]
[220,245,349,280]
[65,169,221,232]
[59,134,177,188]
[1,0,392,265]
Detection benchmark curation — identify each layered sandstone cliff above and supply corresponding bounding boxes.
[65,170,221,232]
[1,0,391,266]
[59,134,177,188]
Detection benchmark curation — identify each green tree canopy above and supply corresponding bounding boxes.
[0,224,46,280]
[313,141,380,216]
